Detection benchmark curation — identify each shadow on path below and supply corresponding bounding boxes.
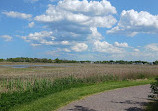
[111,100,148,111]
[125,107,144,111]
[111,100,147,106]
[68,105,97,111]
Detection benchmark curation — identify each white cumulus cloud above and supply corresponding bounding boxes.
[31,43,41,47]
[2,11,32,20]
[28,22,35,28]
[61,41,69,45]
[63,48,71,52]
[93,40,124,53]
[133,49,140,52]
[145,43,158,52]
[71,43,88,52]
[87,27,103,41]
[22,0,118,53]
[35,3,116,28]
[114,42,128,48]
[57,0,116,15]
[50,0,59,2]
[107,9,158,36]
[0,35,12,41]
[22,31,56,45]
[34,0,117,43]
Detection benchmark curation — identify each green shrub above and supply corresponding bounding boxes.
[147,77,158,111]
[149,78,158,99]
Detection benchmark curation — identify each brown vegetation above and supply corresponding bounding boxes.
[0,63,157,79]
[0,63,157,110]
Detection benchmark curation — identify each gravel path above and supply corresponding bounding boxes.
[57,85,151,111]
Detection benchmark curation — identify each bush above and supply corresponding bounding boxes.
[149,78,158,99]
[147,77,158,111]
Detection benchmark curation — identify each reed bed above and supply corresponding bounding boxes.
[0,63,158,111]
[0,63,158,79]
[0,75,118,111]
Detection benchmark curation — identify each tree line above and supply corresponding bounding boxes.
[0,57,157,65]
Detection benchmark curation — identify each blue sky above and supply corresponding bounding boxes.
[0,0,158,61]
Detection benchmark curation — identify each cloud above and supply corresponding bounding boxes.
[87,27,103,41]
[107,9,158,36]
[114,42,128,48]
[35,4,116,28]
[34,0,117,42]
[61,41,69,45]
[46,49,61,57]
[2,11,32,20]
[24,0,39,3]
[0,35,12,41]
[93,40,124,53]
[31,43,41,47]
[116,43,158,61]
[50,0,59,2]
[22,31,56,45]
[46,48,72,58]
[128,46,158,61]
[46,42,158,61]
[28,22,35,28]
[145,43,158,52]
[57,0,117,16]
[21,0,119,53]
[63,48,71,52]
[71,43,88,52]
[133,48,140,52]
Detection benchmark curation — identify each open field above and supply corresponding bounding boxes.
[0,63,158,79]
[0,63,158,111]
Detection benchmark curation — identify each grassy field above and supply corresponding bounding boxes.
[0,62,158,79]
[9,79,155,111]
[0,63,158,111]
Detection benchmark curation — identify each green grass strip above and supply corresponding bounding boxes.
[10,79,154,111]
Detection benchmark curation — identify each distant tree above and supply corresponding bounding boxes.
[153,60,158,65]
[2,57,155,64]
[54,58,60,63]
[0,59,4,62]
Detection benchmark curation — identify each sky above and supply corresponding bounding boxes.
[0,0,158,61]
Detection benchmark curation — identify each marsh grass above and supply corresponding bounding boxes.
[0,63,158,111]
[0,75,119,111]
[0,63,158,79]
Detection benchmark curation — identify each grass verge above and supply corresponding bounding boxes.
[10,79,154,111]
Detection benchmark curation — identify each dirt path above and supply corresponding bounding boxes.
[57,85,151,111]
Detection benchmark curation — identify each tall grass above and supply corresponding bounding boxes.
[1,64,158,79]
[0,75,119,111]
[0,64,158,110]
[0,75,157,110]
